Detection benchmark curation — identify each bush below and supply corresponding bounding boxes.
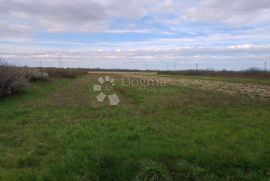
[0,61,29,98]
[39,68,87,79]
[27,69,49,82]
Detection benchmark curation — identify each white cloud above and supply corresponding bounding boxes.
[2,44,270,66]
[187,0,270,25]
[1,0,270,36]
[228,44,253,49]
[1,0,270,70]
[0,0,149,33]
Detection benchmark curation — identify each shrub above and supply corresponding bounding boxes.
[28,69,49,82]
[0,60,29,98]
[39,68,87,79]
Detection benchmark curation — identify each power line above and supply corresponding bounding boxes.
[58,54,63,68]
[58,55,61,68]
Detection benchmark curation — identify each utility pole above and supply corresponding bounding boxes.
[264,62,267,72]
[174,64,176,71]
[196,63,198,71]
[58,54,62,68]
[39,60,42,68]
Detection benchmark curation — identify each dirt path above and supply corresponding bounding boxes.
[48,75,98,107]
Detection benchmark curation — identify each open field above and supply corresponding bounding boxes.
[115,72,270,100]
[0,72,270,180]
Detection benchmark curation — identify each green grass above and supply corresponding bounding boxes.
[0,74,270,180]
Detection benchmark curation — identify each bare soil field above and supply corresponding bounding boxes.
[92,72,270,101]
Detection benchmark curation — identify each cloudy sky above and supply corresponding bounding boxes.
[1,0,270,70]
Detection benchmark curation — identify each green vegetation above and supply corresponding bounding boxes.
[0,74,269,180]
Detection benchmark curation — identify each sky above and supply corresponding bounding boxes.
[0,0,270,70]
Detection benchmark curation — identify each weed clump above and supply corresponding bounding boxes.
[136,161,172,181]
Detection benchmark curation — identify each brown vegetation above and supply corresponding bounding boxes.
[39,67,87,79]
[159,69,270,79]
[0,60,87,98]
[113,72,270,101]
[0,61,29,97]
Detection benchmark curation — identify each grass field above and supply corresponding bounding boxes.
[0,73,270,180]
